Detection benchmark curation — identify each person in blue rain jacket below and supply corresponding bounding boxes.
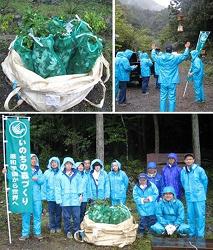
[88,159,110,201]
[108,160,129,205]
[43,156,62,233]
[76,161,90,223]
[189,50,205,103]
[153,48,162,89]
[55,157,83,238]
[21,154,44,240]
[133,173,159,235]
[83,159,91,176]
[181,153,208,238]
[161,153,183,199]
[139,52,153,94]
[151,186,189,236]
[115,51,124,100]
[117,49,137,105]
[151,42,190,112]
[146,161,164,200]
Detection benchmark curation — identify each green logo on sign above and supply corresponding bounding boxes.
[9,121,27,138]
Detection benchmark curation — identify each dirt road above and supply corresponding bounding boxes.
[115,65,213,112]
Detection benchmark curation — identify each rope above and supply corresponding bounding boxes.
[189,241,198,250]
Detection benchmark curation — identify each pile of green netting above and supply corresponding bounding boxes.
[13,11,103,78]
[88,201,131,224]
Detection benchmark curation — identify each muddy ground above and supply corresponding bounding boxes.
[0,36,112,113]
[115,65,213,112]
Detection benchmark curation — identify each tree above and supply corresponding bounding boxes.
[96,114,104,161]
[153,115,160,153]
[192,114,201,164]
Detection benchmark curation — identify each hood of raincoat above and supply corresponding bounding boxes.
[162,186,176,199]
[168,153,178,162]
[111,159,121,171]
[190,50,199,61]
[90,159,104,170]
[61,157,76,171]
[147,161,157,169]
[47,157,60,169]
[141,52,149,59]
[75,161,84,169]
[116,51,124,58]
[124,49,133,60]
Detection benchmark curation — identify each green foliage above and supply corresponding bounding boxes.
[83,11,107,34]
[64,129,92,159]
[205,64,213,78]
[0,13,16,33]
[19,9,49,37]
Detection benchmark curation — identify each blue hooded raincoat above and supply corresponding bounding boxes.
[108,160,129,205]
[146,162,164,199]
[151,48,189,112]
[140,52,153,77]
[190,50,205,102]
[115,51,124,97]
[117,49,134,81]
[151,186,189,235]
[76,161,90,203]
[181,163,208,238]
[22,154,44,237]
[162,153,182,199]
[133,176,159,217]
[55,157,84,207]
[43,156,61,201]
[88,159,110,200]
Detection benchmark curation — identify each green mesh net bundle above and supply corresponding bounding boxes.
[88,201,131,225]
[12,14,103,78]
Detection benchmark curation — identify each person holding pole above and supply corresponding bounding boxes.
[3,154,44,240]
[188,50,205,103]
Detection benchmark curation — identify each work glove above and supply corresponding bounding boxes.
[165,224,176,235]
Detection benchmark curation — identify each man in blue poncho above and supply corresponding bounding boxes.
[116,49,137,106]
[108,160,129,205]
[188,50,205,103]
[139,52,153,95]
[146,161,164,200]
[181,153,208,238]
[151,42,190,112]
[88,159,110,201]
[43,157,62,233]
[133,173,159,235]
[151,186,189,236]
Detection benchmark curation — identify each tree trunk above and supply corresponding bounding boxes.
[192,114,201,164]
[153,114,160,153]
[142,116,146,159]
[96,114,104,161]
[121,115,128,163]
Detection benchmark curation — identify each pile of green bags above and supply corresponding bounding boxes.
[88,202,131,224]
[13,15,103,78]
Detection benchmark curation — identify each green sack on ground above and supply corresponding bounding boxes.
[54,34,76,72]
[67,33,103,74]
[88,203,131,225]
[48,16,66,36]
[32,34,66,78]
[13,36,34,71]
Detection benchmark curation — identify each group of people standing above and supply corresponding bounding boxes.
[115,42,205,112]
[2,153,208,241]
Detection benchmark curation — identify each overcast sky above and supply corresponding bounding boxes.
[154,0,170,7]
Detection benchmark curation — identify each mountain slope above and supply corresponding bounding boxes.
[119,0,165,11]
